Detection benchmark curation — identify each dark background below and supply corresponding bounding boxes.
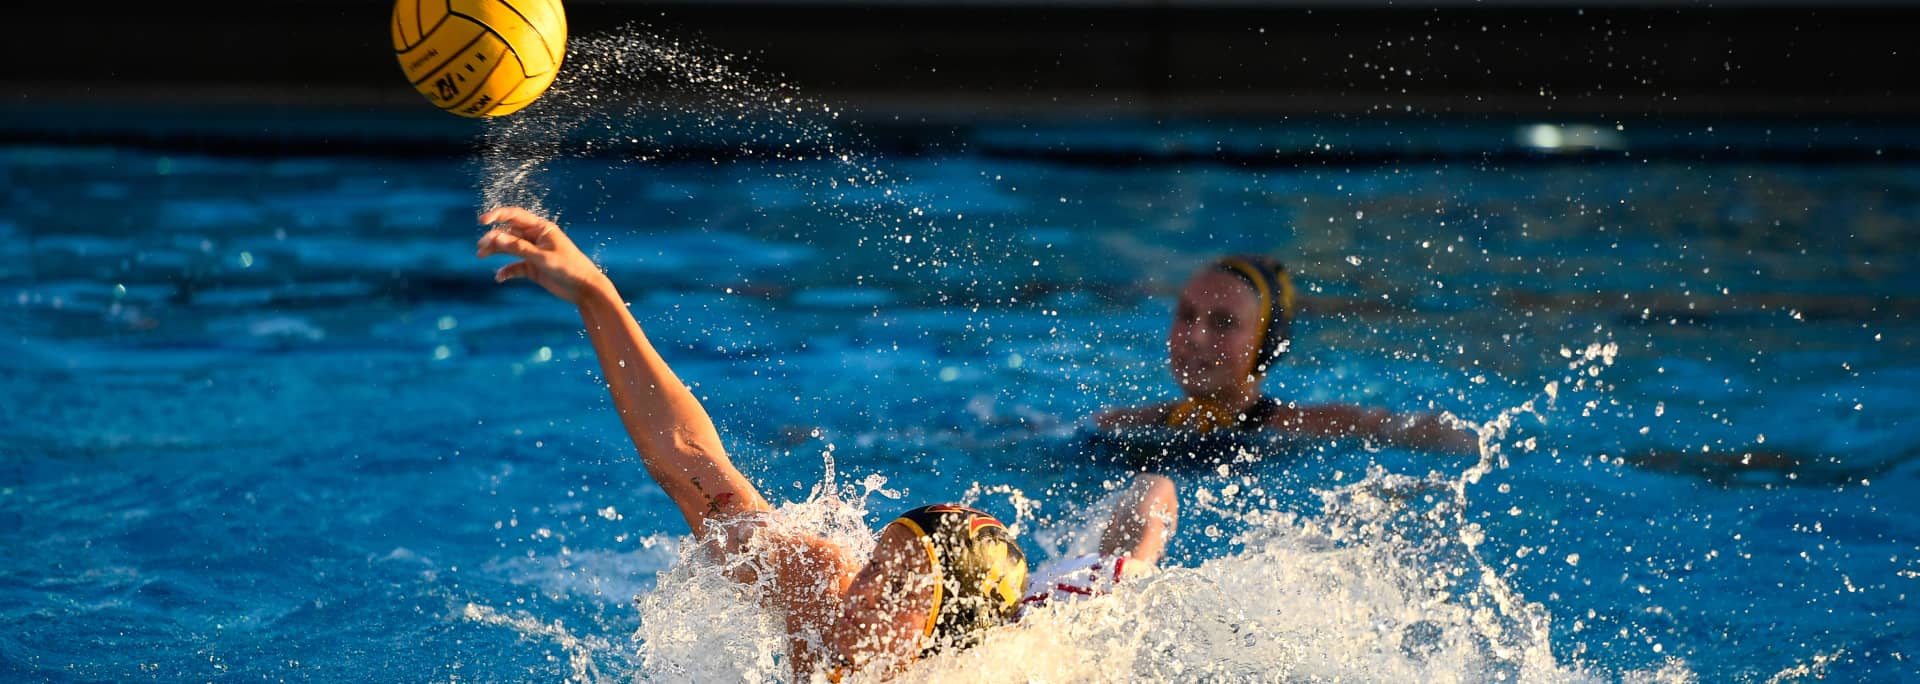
[7,1,1919,152]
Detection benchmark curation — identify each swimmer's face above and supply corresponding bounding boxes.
[1169,269,1264,399]
[828,523,939,675]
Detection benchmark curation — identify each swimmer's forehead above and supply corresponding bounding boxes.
[1179,269,1260,309]
[877,520,922,542]
[852,526,936,591]
[871,523,935,564]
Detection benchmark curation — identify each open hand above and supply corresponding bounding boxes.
[475,207,612,305]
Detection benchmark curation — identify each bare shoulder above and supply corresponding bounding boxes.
[710,517,858,588]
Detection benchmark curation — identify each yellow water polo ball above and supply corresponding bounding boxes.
[392,0,567,118]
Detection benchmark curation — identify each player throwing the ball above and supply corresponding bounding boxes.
[473,207,1176,680]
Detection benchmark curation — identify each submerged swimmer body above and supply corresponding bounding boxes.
[473,208,1175,679]
[1096,255,1478,457]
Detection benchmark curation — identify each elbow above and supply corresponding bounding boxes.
[667,425,720,461]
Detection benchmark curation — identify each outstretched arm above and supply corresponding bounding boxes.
[1382,410,1480,456]
[475,207,770,537]
[478,208,859,677]
[1273,403,1478,456]
[1093,403,1175,431]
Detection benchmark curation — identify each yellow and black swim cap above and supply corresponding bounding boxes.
[1212,254,1297,378]
[885,504,1028,656]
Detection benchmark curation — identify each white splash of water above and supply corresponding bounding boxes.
[904,513,1556,682]
[458,340,1691,682]
[462,602,612,682]
[628,466,883,681]
[1762,649,1844,684]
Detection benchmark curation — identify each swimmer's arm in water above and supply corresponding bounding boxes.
[1268,403,1478,456]
[1093,404,1174,431]
[475,207,772,537]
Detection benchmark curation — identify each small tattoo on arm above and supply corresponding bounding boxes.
[690,476,736,515]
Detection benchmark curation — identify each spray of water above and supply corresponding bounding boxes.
[462,602,611,682]
[463,344,1656,682]
[477,26,982,293]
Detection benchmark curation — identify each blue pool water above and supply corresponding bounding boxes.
[5,104,1920,680]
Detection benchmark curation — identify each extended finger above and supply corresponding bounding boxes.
[476,229,541,260]
[495,261,536,283]
[478,207,557,243]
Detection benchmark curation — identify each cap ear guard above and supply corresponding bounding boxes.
[1214,255,1296,378]
[934,521,1026,648]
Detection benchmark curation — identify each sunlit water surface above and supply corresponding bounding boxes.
[5,32,1920,684]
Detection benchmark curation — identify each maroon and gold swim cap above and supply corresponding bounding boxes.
[886,504,1028,656]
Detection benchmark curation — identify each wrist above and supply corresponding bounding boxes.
[576,274,621,309]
